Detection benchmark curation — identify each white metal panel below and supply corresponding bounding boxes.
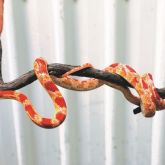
[0,0,165,165]
[151,1,165,165]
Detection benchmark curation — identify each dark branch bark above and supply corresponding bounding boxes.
[0,60,131,90]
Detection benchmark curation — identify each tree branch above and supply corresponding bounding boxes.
[0,55,131,90]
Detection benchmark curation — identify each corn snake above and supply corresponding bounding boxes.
[1,59,164,129]
[0,58,67,128]
[52,63,165,117]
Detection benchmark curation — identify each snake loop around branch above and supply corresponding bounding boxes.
[52,63,165,117]
[0,57,67,128]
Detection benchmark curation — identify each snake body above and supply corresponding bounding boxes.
[52,63,140,106]
[0,58,67,128]
[52,63,165,117]
[1,59,165,128]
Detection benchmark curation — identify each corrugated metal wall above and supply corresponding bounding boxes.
[0,0,165,165]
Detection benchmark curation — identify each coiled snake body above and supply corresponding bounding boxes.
[0,58,66,128]
[53,63,165,117]
[1,58,165,128]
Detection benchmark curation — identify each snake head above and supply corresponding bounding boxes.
[140,100,156,117]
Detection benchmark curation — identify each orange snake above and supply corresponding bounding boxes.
[1,59,165,128]
[0,58,67,128]
[53,63,165,117]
